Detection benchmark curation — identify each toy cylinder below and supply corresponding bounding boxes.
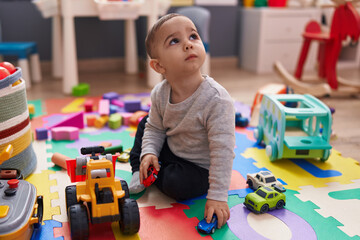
[0,68,37,178]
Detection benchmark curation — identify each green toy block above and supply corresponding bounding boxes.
[109,113,122,129]
[72,83,90,97]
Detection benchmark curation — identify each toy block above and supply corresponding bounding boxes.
[98,99,110,116]
[103,144,123,154]
[28,103,35,114]
[121,112,132,126]
[124,99,141,112]
[110,104,118,115]
[94,115,109,128]
[84,100,94,112]
[129,111,148,127]
[72,83,89,96]
[35,127,48,140]
[51,126,79,141]
[86,115,97,127]
[109,113,122,129]
[111,99,124,108]
[51,152,70,169]
[102,91,119,101]
[49,111,84,129]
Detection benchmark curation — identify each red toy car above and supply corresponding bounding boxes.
[143,166,158,187]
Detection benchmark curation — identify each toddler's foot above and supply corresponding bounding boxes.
[129,171,145,194]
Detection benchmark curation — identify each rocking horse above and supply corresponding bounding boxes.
[274,0,360,97]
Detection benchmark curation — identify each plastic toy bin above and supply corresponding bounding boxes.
[94,0,144,20]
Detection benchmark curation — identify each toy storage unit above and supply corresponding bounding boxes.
[238,8,321,73]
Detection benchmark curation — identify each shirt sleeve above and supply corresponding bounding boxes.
[140,85,167,160]
[205,95,236,202]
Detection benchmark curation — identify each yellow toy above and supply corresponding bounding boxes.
[65,146,140,240]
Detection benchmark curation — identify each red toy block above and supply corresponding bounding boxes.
[86,115,96,127]
[84,100,94,112]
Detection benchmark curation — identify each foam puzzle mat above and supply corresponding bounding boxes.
[23,93,360,240]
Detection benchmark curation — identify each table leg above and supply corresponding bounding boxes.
[62,15,78,94]
[52,14,63,78]
[125,20,138,74]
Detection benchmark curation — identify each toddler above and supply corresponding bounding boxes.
[129,13,235,228]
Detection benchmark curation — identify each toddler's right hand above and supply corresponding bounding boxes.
[139,154,160,184]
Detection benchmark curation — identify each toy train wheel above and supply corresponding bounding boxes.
[260,204,269,214]
[65,185,78,210]
[266,141,278,161]
[119,198,140,235]
[321,149,331,162]
[276,200,285,209]
[254,126,263,145]
[121,180,130,198]
[68,204,89,240]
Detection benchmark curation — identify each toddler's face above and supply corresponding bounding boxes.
[153,16,206,76]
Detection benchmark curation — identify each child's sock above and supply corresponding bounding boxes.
[129,171,145,194]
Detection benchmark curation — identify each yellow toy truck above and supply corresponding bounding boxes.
[65,146,140,240]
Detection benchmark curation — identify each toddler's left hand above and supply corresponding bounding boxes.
[204,199,230,228]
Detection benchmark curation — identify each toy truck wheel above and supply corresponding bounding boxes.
[65,185,78,210]
[211,227,215,234]
[321,149,331,162]
[121,180,130,198]
[266,141,278,161]
[276,200,285,209]
[68,204,89,240]
[246,179,254,189]
[119,198,140,235]
[260,204,269,213]
[254,126,263,145]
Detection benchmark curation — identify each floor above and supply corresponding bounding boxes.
[26,57,360,162]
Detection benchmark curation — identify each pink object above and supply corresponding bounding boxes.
[51,152,70,169]
[111,99,124,108]
[49,111,84,129]
[51,126,79,141]
[99,99,110,116]
[84,100,94,112]
[121,112,132,126]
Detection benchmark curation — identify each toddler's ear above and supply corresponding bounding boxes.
[149,59,165,74]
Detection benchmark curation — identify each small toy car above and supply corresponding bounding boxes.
[116,148,131,163]
[143,165,158,187]
[197,215,218,234]
[244,186,286,214]
[246,171,284,190]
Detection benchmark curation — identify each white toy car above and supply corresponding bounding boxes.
[246,171,284,190]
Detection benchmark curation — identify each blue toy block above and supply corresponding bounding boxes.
[110,104,119,115]
[124,99,141,113]
[35,128,48,140]
[103,92,119,101]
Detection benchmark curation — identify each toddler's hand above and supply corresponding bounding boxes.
[204,199,230,229]
[139,154,160,184]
